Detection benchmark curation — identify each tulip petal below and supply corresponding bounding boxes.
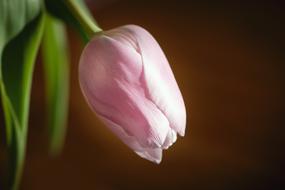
[135,149,162,164]
[97,114,162,164]
[115,25,186,136]
[162,128,177,149]
[79,35,171,150]
[79,25,187,163]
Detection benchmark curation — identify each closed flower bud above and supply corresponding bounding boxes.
[79,25,186,164]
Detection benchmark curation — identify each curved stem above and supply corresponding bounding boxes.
[65,0,102,40]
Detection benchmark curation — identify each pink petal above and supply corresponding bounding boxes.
[97,114,162,164]
[115,25,187,136]
[79,34,171,150]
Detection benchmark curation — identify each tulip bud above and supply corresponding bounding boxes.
[79,25,186,163]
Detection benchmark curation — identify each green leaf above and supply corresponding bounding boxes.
[1,12,45,190]
[42,13,69,156]
[0,0,42,189]
[0,0,41,56]
[0,0,41,150]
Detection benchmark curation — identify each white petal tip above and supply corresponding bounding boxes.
[135,148,162,164]
[154,159,162,164]
[178,128,185,137]
[162,129,177,149]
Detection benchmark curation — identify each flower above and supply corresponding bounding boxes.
[79,25,186,164]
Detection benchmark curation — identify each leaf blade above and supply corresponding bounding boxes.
[42,13,69,156]
[0,0,41,54]
[0,0,41,152]
[1,13,45,190]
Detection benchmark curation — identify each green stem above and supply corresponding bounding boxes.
[64,0,102,40]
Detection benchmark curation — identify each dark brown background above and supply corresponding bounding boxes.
[1,1,285,189]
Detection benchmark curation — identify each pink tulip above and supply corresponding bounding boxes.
[79,25,186,163]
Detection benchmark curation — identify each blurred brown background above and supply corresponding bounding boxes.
[1,1,285,189]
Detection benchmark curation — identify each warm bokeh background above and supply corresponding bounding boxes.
[1,1,285,189]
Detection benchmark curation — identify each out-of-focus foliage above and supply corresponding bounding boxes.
[0,0,41,53]
[0,0,98,189]
[1,14,45,190]
[0,1,43,190]
[0,0,41,150]
[42,13,69,156]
